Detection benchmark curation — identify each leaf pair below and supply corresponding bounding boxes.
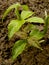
[21,10,44,24]
[2,3,29,20]
[2,3,21,20]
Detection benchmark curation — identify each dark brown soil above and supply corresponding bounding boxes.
[0,0,49,65]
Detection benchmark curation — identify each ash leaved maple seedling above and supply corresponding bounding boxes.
[2,3,49,61]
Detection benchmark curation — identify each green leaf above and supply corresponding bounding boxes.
[26,17,44,23]
[30,29,44,40]
[8,19,25,39]
[22,5,29,10]
[2,3,21,20]
[23,24,36,33]
[11,40,27,60]
[28,37,43,50]
[21,11,34,20]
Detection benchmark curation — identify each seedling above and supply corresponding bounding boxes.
[2,3,49,61]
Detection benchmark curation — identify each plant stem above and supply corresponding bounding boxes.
[15,8,21,20]
[44,16,49,34]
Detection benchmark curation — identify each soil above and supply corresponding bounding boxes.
[0,0,49,65]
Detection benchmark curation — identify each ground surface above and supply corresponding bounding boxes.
[0,0,49,65]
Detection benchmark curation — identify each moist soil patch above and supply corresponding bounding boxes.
[0,0,49,65]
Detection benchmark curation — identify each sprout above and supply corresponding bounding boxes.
[2,3,49,61]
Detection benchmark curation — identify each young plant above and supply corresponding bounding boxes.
[2,3,49,61]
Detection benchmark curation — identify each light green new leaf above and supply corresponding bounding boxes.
[30,29,44,40]
[26,17,44,23]
[21,11,34,20]
[31,41,43,50]
[22,5,29,10]
[11,40,27,60]
[28,37,43,50]
[2,3,21,20]
[8,19,25,39]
